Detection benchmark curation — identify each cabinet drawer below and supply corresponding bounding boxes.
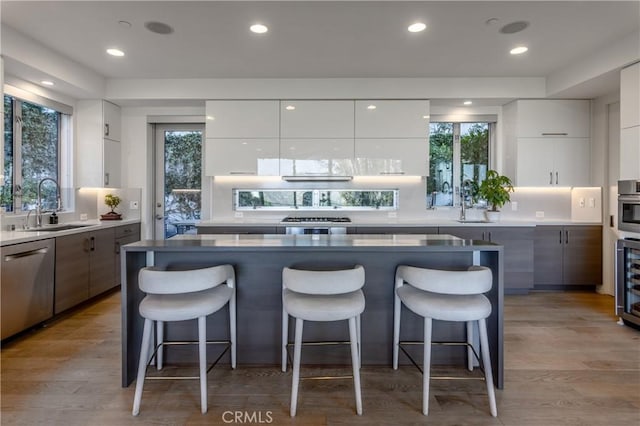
[115,223,141,239]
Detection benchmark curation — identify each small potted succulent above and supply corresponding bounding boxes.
[101,193,123,220]
[478,170,514,222]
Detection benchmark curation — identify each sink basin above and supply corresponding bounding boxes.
[456,220,490,223]
[20,224,91,232]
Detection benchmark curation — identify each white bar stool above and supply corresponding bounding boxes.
[393,265,497,417]
[281,265,365,417]
[132,265,236,416]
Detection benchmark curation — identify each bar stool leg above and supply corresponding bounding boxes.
[156,321,164,370]
[281,307,288,372]
[392,292,401,370]
[422,317,432,416]
[132,318,153,416]
[290,318,304,417]
[356,314,362,369]
[198,316,208,414]
[349,317,363,415]
[478,318,497,417]
[229,292,237,369]
[466,321,474,371]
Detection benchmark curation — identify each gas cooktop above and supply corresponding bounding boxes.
[281,216,351,223]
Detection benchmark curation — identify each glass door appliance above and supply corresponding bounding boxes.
[616,238,640,329]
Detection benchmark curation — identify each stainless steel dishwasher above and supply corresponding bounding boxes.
[1,238,55,340]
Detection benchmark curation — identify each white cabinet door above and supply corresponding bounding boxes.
[620,126,640,180]
[516,137,590,186]
[280,138,354,176]
[553,138,590,186]
[205,100,279,138]
[621,63,640,129]
[280,101,354,138]
[516,100,590,138]
[103,101,121,142]
[516,138,556,186]
[205,138,279,176]
[354,138,428,176]
[103,139,121,188]
[355,100,429,138]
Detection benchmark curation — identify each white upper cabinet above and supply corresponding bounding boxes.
[355,100,429,138]
[516,138,590,186]
[354,138,428,176]
[76,100,121,188]
[620,126,640,180]
[280,101,354,138]
[205,138,279,176]
[103,101,121,142]
[280,138,354,176]
[620,62,640,129]
[515,100,590,138]
[205,100,279,138]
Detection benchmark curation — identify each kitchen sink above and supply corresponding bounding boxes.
[20,224,91,232]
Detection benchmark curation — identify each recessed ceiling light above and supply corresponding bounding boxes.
[510,46,528,55]
[106,48,125,57]
[408,22,427,33]
[41,80,54,86]
[463,101,473,105]
[250,24,268,34]
[367,105,377,110]
[423,115,430,119]
[285,105,295,111]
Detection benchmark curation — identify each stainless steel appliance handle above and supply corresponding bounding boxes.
[4,247,48,261]
[618,195,640,202]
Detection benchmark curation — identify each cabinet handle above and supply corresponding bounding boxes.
[104,173,110,186]
[90,236,96,251]
[481,232,485,240]
[229,171,256,175]
[565,230,569,245]
[4,248,48,261]
[556,172,559,185]
[541,132,568,136]
[549,172,553,185]
[379,171,406,175]
[488,231,492,242]
[105,123,110,136]
[559,230,562,244]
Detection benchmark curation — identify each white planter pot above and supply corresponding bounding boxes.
[485,210,501,222]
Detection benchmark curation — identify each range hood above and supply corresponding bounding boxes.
[281,175,353,182]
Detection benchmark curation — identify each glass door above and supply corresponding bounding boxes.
[154,124,204,239]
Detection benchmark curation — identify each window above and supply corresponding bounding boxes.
[1,95,68,213]
[427,121,491,207]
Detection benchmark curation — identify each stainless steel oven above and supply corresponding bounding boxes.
[618,180,640,233]
[285,226,347,235]
[281,216,350,235]
[616,238,640,329]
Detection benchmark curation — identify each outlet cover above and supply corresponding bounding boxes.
[80,213,88,221]
[388,212,397,218]
[234,212,243,218]
[588,198,595,208]
[535,211,545,218]
[511,201,518,211]
[130,201,139,210]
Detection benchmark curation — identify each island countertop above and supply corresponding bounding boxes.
[121,233,503,389]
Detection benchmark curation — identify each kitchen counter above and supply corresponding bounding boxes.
[121,234,503,389]
[0,218,141,247]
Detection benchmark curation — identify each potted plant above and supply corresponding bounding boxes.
[478,170,514,222]
[101,193,123,220]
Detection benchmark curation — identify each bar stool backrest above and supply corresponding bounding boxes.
[139,265,235,295]
[396,265,492,295]
[283,265,365,295]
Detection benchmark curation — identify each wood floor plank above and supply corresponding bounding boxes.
[2,291,639,425]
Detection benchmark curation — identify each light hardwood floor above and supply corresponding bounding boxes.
[2,291,639,426]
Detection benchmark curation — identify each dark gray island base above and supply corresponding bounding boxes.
[121,234,503,388]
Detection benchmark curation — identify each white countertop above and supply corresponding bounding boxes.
[0,219,141,246]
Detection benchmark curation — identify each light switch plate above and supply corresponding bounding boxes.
[234,212,243,218]
[535,211,545,218]
[511,201,518,211]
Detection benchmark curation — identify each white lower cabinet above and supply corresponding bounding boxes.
[279,138,354,176]
[354,138,428,176]
[516,137,590,186]
[205,138,279,176]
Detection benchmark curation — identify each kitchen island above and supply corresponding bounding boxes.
[121,234,503,388]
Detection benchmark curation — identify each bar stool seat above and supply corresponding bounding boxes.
[140,285,233,322]
[283,289,365,322]
[396,286,491,322]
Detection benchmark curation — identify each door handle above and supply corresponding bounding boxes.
[155,214,163,220]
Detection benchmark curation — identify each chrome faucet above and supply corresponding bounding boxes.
[35,177,62,227]
[459,180,473,221]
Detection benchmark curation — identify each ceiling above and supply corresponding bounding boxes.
[2,1,638,83]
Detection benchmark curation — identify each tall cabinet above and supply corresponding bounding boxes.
[620,62,640,179]
[503,100,591,186]
[76,100,121,187]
